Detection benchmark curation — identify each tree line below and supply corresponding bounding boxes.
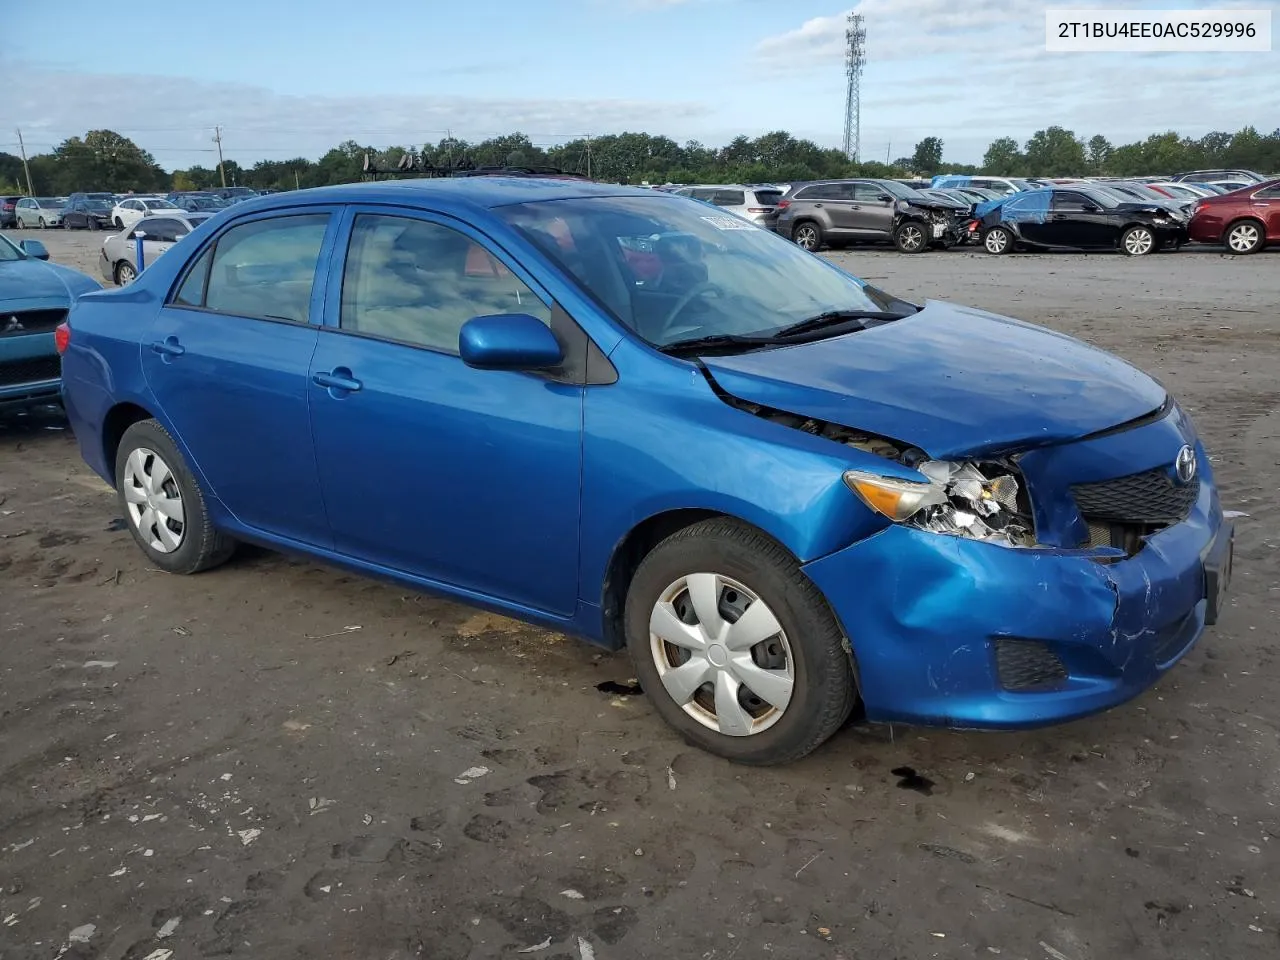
[2,125,1277,196]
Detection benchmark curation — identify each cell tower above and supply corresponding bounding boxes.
[842,13,867,162]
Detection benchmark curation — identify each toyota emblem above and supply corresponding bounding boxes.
[1174,444,1197,485]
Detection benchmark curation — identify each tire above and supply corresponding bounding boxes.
[115,261,137,285]
[89,218,100,232]
[37,217,46,229]
[624,518,856,765]
[1224,219,1264,255]
[983,225,1012,255]
[791,220,823,252]
[893,220,928,253]
[1120,225,1155,256]
[114,217,124,230]
[114,419,235,575]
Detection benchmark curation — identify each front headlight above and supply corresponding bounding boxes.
[844,460,1035,547]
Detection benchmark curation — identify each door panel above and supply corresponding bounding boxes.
[848,184,894,236]
[309,209,583,615]
[141,211,336,546]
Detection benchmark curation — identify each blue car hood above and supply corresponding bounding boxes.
[700,300,1167,459]
[0,259,81,306]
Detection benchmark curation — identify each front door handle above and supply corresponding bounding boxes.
[313,368,363,393]
[150,336,185,358]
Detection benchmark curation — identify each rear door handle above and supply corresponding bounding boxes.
[150,336,185,358]
[313,368,362,393]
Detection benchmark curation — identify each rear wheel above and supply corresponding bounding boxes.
[1224,219,1264,255]
[1120,225,1155,256]
[893,220,928,253]
[624,518,856,765]
[37,217,46,229]
[791,221,822,251]
[114,419,235,575]
[114,217,124,230]
[983,226,1012,254]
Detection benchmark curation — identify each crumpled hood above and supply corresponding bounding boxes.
[700,300,1168,459]
[0,259,77,304]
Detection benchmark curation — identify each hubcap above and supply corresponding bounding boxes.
[795,227,817,249]
[901,226,923,250]
[1229,224,1259,252]
[649,572,794,737]
[119,264,136,284]
[1125,229,1153,255]
[986,230,1007,253]
[122,447,185,553]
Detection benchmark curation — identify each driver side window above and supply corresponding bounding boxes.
[339,214,551,355]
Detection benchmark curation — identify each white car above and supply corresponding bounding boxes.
[110,196,182,231]
[99,211,215,285]
[14,197,66,228]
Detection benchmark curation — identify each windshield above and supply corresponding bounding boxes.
[0,234,24,262]
[85,201,111,211]
[145,199,179,209]
[876,180,920,200]
[496,195,902,348]
[1079,188,1121,208]
[37,197,65,208]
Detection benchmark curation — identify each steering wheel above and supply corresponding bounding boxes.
[659,282,726,339]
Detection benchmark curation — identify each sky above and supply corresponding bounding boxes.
[2,0,1277,170]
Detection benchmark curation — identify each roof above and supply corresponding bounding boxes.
[232,177,653,216]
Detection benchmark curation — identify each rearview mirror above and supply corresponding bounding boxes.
[459,314,564,371]
[19,239,49,261]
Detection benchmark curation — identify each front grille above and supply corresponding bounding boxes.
[1071,466,1199,524]
[0,356,61,387]
[0,309,67,338]
[994,639,1068,691]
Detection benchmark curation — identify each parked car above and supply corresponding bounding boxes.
[66,191,120,208]
[0,233,100,412]
[208,187,259,203]
[100,212,217,285]
[61,198,116,231]
[1172,169,1267,185]
[1092,181,1190,217]
[110,196,183,231]
[930,175,1036,195]
[977,187,1188,255]
[669,184,784,226]
[773,179,967,253]
[1187,178,1280,254]
[14,197,66,228]
[1205,179,1253,193]
[166,191,230,213]
[1,196,23,229]
[56,179,1234,763]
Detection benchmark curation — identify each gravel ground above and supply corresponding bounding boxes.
[1,228,1278,960]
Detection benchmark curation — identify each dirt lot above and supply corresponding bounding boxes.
[2,229,1278,960]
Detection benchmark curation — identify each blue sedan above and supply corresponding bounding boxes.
[1,234,101,412]
[57,179,1233,764]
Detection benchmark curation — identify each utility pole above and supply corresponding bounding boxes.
[294,170,300,191]
[586,134,592,179]
[213,126,226,187]
[15,128,34,196]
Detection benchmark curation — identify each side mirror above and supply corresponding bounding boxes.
[1082,203,1100,213]
[19,239,49,261]
[877,194,893,202]
[459,314,564,371]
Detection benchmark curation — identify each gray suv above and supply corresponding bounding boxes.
[771,179,966,253]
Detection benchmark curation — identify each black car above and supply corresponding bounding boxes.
[976,187,1189,256]
[0,196,21,229]
[61,198,115,230]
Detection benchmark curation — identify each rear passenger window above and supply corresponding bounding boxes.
[711,190,745,206]
[339,214,551,355]
[200,215,329,323]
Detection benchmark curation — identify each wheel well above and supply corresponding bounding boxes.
[599,508,723,649]
[791,217,818,233]
[102,402,154,475]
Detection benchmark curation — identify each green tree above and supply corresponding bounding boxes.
[982,137,1023,174]
[1086,135,1112,174]
[1023,127,1086,176]
[910,137,944,175]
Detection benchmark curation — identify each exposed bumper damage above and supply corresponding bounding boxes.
[899,204,967,246]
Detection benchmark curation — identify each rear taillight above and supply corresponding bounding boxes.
[776,200,790,210]
[55,322,71,354]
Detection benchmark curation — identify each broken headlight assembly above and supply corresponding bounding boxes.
[844,461,1036,547]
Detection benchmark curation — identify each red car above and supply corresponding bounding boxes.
[1187,178,1280,254]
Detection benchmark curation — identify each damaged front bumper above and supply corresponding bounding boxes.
[803,473,1231,729]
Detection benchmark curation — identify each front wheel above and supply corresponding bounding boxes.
[1120,225,1155,256]
[115,261,137,285]
[114,217,124,230]
[114,419,235,575]
[983,226,1013,254]
[893,220,928,253]
[624,518,856,765]
[37,217,46,229]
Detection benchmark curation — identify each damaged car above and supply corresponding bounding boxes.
[58,180,1233,765]
[977,186,1189,255]
[772,178,967,253]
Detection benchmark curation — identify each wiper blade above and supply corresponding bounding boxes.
[773,310,905,339]
[657,333,783,356]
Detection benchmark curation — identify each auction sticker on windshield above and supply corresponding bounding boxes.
[700,215,755,231]
[1046,8,1271,51]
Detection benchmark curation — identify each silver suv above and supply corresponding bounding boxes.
[771,179,967,253]
[671,184,784,225]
